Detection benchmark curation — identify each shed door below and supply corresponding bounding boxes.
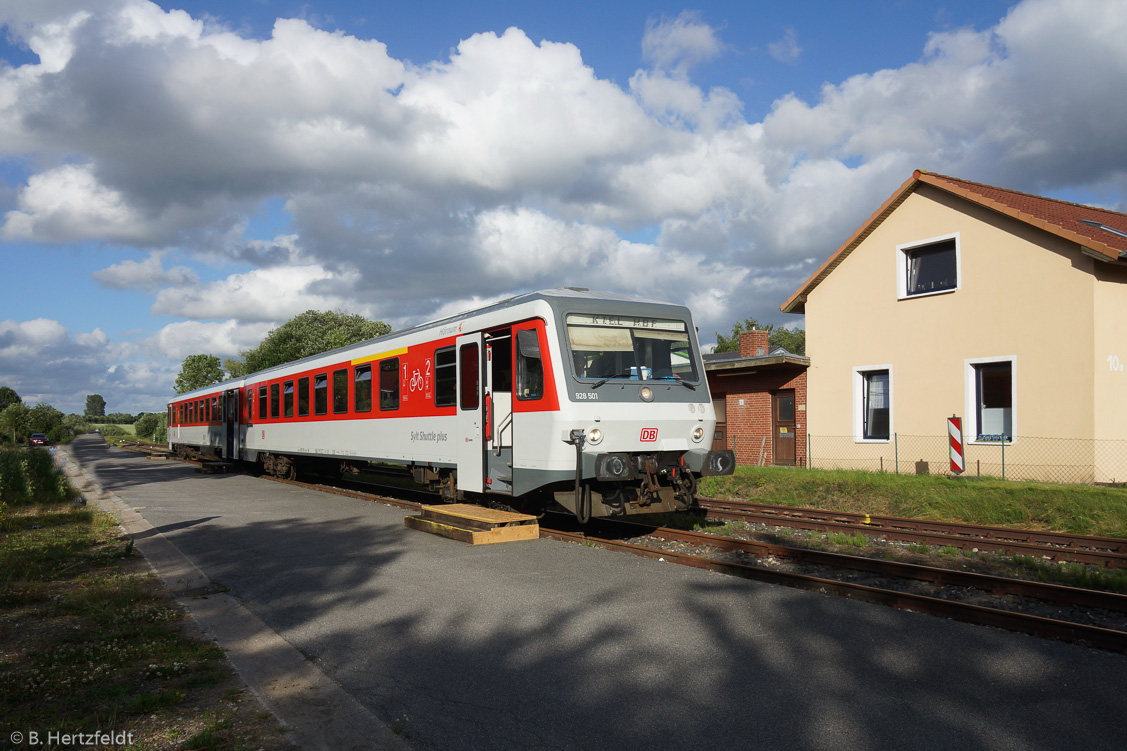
[456,333,485,492]
[773,390,796,466]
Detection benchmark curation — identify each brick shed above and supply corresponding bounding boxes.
[704,330,809,467]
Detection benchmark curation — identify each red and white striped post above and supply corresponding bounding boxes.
[948,416,965,474]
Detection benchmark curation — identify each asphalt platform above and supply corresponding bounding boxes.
[63,435,1127,751]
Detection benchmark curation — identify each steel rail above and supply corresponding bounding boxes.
[629,523,1127,613]
[540,527,1127,653]
[698,498,1127,567]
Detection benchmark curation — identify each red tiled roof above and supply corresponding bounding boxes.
[781,170,1127,314]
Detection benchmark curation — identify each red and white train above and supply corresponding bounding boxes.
[167,288,734,520]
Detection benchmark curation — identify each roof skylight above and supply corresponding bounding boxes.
[1078,218,1127,240]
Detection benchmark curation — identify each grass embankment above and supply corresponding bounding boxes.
[89,423,137,436]
[699,465,1127,540]
[0,448,291,750]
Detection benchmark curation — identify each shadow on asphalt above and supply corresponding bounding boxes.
[68,435,1127,751]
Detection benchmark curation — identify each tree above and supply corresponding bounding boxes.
[84,394,107,418]
[224,358,248,379]
[0,386,20,411]
[28,403,65,436]
[1,403,30,443]
[135,412,166,441]
[714,317,805,356]
[238,310,391,374]
[175,354,225,394]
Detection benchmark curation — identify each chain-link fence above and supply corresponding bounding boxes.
[807,434,1127,484]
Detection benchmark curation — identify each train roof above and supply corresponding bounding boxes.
[170,287,690,399]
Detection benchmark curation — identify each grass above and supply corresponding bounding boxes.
[90,423,136,436]
[1011,555,1127,593]
[699,465,1127,539]
[0,448,293,750]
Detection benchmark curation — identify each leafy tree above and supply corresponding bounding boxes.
[1,403,30,443]
[28,403,65,436]
[239,310,391,374]
[0,386,20,411]
[714,317,805,356]
[175,354,225,394]
[224,358,248,379]
[768,327,805,356]
[84,394,106,418]
[135,412,166,441]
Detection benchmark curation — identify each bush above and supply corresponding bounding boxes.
[134,412,164,441]
[0,448,77,507]
[98,426,128,437]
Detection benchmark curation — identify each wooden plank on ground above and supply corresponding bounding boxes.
[404,515,539,545]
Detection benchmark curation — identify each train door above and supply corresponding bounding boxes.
[455,333,485,492]
[484,328,513,495]
[224,388,241,461]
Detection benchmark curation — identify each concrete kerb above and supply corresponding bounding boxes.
[55,444,407,751]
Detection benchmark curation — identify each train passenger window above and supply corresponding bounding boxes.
[460,343,479,410]
[333,369,348,414]
[258,386,268,420]
[270,383,280,419]
[188,402,194,423]
[283,381,294,418]
[355,364,372,413]
[246,388,254,422]
[379,358,399,411]
[490,332,512,393]
[516,329,544,401]
[201,399,207,422]
[434,347,456,407]
[314,374,328,415]
[298,377,310,417]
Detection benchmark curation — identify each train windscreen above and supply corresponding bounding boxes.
[566,314,699,383]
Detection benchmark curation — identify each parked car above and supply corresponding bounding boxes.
[29,433,49,446]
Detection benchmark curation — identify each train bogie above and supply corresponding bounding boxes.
[167,288,734,521]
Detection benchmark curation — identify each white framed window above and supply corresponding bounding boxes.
[964,356,1016,443]
[897,233,960,299]
[853,366,892,442]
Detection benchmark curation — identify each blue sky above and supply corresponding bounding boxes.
[2,0,1125,414]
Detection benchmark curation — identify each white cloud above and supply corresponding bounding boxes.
[93,251,199,291]
[474,208,616,279]
[154,319,274,361]
[641,11,725,73]
[2,164,148,242]
[151,264,366,322]
[767,28,802,63]
[0,316,152,413]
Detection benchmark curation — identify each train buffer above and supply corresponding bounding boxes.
[405,504,539,545]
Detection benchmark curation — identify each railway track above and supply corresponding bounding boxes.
[539,518,1127,654]
[128,446,1127,651]
[698,498,1127,568]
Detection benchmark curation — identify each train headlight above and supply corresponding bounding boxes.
[588,428,603,445]
[691,426,705,443]
[640,387,654,402]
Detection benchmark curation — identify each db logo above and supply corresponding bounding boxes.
[640,428,658,442]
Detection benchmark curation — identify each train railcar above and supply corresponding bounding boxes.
[167,288,734,520]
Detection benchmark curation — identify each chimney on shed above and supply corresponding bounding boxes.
[738,330,770,358]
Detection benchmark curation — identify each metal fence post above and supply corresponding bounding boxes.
[1002,437,1006,480]
[894,433,899,474]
